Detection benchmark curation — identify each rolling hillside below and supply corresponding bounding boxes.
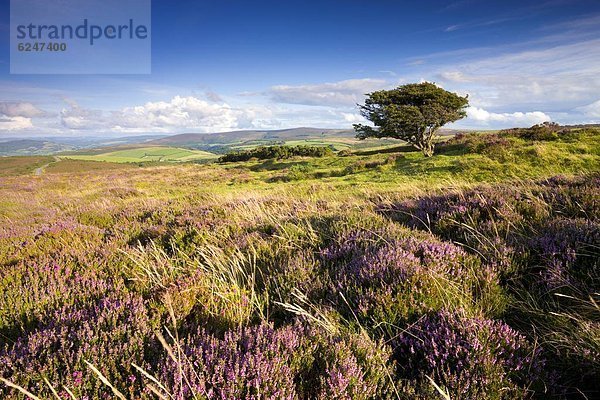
[149,127,356,146]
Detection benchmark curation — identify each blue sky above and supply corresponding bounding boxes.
[1,0,600,136]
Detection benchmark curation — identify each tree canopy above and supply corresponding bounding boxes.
[354,82,469,156]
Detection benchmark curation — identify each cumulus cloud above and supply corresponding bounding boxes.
[0,115,34,131]
[60,96,271,133]
[268,79,389,107]
[341,112,366,124]
[60,104,107,130]
[466,106,551,126]
[0,101,47,118]
[0,101,49,132]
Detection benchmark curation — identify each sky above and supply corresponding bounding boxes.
[1,0,600,137]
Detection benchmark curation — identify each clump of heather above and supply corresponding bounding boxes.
[438,132,515,160]
[156,323,300,399]
[321,229,502,326]
[384,175,600,396]
[386,173,599,278]
[313,330,393,400]
[0,260,114,342]
[384,184,535,276]
[532,218,599,293]
[155,322,393,400]
[0,293,152,399]
[394,310,544,399]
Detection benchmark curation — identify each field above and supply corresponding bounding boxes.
[0,127,599,399]
[65,146,217,163]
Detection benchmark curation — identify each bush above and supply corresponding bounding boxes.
[532,218,600,293]
[501,122,565,141]
[0,293,152,398]
[394,310,545,399]
[383,174,600,396]
[439,132,514,156]
[320,228,504,327]
[155,322,393,399]
[219,145,334,163]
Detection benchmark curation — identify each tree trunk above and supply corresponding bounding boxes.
[411,135,435,157]
[422,142,434,157]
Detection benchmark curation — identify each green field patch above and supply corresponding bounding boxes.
[65,146,217,163]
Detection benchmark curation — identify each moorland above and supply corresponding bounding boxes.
[0,124,598,399]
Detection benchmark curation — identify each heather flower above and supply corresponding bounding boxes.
[394,310,544,399]
[320,229,491,324]
[532,219,600,292]
[0,293,152,398]
[157,323,301,399]
[155,322,393,400]
[315,331,392,400]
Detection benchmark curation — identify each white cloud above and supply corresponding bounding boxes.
[60,96,272,133]
[341,112,366,124]
[0,101,48,132]
[60,104,106,130]
[436,39,600,110]
[466,106,551,126]
[576,99,600,118]
[438,71,470,83]
[0,115,34,131]
[0,101,47,118]
[268,79,389,107]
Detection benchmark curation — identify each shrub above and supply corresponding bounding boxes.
[394,310,545,399]
[219,145,334,163]
[532,218,600,293]
[320,229,503,327]
[500,122,565,141]
[0,293,152,399]
[154,322,393,399]
[384,174,600,278]
[439,132,514,157]
[384,175,600,396]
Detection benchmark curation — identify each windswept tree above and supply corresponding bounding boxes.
[354,82,469,157]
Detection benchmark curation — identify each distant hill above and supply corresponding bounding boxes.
[0,139,74,156]
[0,135,167,156]
[150,128,356,146]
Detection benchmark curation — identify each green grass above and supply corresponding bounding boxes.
[65,146,217,163]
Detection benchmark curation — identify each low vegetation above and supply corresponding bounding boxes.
[218,144,334,163]
[0,126,598,399]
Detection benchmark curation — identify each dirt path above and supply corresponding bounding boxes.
[34,156,60,176]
